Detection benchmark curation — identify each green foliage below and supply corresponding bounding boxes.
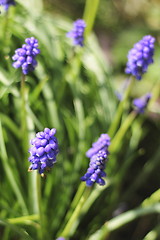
[0,0,160,240]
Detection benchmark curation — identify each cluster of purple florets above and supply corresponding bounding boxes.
[86,133,110,158]
[67,19,86,47]
[12,37,40,75]
[133,93,151,113]
[125,35,155,80]
[0,0,15,11]
[81,134,110,187]
[28,128,59,175]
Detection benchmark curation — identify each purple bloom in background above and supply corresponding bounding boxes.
[115,91,123,101]
[28,128,59,175]
[67,19,86,47]
[133,93,152,113]
[81,150,108,187]
[56,238,65,240]
[125,35,155,80]
[81,133,110,187]
[86,133,110,158]
[12,37,40,75]
[0,0,15,11]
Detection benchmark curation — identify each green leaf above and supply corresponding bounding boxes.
[0,219,33,240]
[0,120,28,215]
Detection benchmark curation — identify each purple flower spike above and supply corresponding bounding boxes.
[0,0,15,11]
[67,19,86,47]
[12,37,40,75]
[56,238,66,240]
[125,35,155,80]
[133,93,152,113]
[28,128,59,175]
[82,133,110,187]
[81,150,108,187]
[86,133,110,158]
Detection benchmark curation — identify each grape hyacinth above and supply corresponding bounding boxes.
[133,93,152,114]
[81,150,108,187]
[81,133,110,187]
[12,37,40,75]
[0,0,15,11]
[125,35,155,80]
[28,128,59,175]
[115,91,123,101]
[67,19,86,47]
[86,133,110,158]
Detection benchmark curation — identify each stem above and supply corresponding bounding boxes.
[2,11,9,53]
[108,77,135,138]
[59,187,91,238]
[20,74,28,154]
[70,182,86,209]
[83,0,100,37]
[105,111,137,207]
[21,74,26,114]
[36,174,44,240]
[109,111,137,153]
[61,182,86,229]
[81,180,110,215]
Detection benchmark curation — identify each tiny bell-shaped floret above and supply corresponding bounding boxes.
[0,0,15,11]
[81,133,110,187]
[67,19,86,47]
[133,93,151,113]
[28,128,59,175]
[86,133,110,158]
[125,35,155,80]
[12,37,40,75]
[81,150,108,187]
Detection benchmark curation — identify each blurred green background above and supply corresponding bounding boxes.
[0,0,160,240]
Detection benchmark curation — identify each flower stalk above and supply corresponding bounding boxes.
[83,0,100,37]
[61,182,86,227]
[36,173,45,240]
[59,187,91,238]
[108,77,135,138]
[20,74,28,154]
